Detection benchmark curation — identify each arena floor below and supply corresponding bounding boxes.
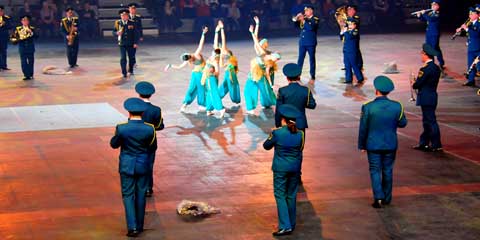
[0,33,479,239]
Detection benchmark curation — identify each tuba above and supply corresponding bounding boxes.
[335,6,348,30]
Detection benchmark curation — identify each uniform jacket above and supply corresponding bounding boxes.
[468,20,480,52]
[113,19,139,46]
[129,14,143,39]
[110,119,156,175]
[10,25,38,53]
[275,82,316,129]
[296,16,320,46]
[0,15,13,38]
[413,60,441,106]
[142,102,164,131]
[60,17,79,39]
[420,11,440,36]
[358,96,408,151]
[264,126,305,173]
[341,29,360,54]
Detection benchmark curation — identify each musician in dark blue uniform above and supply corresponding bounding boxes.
[113,9,139,78]
[412,44,443,152]
[60,7,79,69]
[416,0,445,69]
[128,3,143,41]
[0,5,13,71]
[346,5,363,70]
[340,17,364,84]
[10,15,38,80]
[358,76,407,208]
[275,63,317,133]
[293,4,320,85]
[135,81,164,197]
[110,98,157,237]
[459,7,480,86]
[264,104,305,236]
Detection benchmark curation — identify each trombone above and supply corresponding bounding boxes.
[467,56,480,76]
[452,19,471,40]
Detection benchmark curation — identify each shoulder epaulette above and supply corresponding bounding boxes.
[73,17,78,19]
[135,14,141,17]
[16,26,22,30]
[4,15,11,19]
[313,16,319,20]
[117,122,128,126]
[354,15,360,19]
[363,99,374,105]
[128,19,134,23]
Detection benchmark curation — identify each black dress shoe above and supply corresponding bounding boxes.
[74,64,79,67]
[371,199,382,208]
[381,200,391,205]
[2,67,11,70]
[430,147,443,152]
[145,190,153,197]
[272,229,292,236]
[463,81,475,87]
[412,145,429,151]
[126,229,140,237]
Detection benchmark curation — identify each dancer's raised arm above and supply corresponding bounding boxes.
[249,25,266,56]
[194,27,208,58]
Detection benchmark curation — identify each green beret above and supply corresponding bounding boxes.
[124,98,147,113]
[374,76,395,93]
[282,63,302,78]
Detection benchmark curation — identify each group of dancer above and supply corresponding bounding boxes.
[165,17,281,117]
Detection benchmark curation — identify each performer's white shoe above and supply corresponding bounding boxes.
[198,106,206,112]
[207,111,214,116]
[180,104,187,113]
[246,110,255,115]
[219,109,226,118]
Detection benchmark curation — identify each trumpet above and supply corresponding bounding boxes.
[409,71,417,102]
[410,9,433,16]
[452,19,471,40]
[292,13,305,22]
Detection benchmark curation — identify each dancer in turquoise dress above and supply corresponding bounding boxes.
[165,27,208,112]
[244,23,279,115]
[202,49,226,118]
[214,20,241,104]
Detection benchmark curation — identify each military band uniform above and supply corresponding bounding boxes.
[295,10,319,80]
[418,6,445,68]
[113,13,139,78]
[264,104,305,235]
[129,4,143,64]
[358,76,407,207]
[413,58,443,150]
[275,63,317,133]
[341,18,364,84]
[135,81,164,196]
[10,23,38,80]
[60,16,79,68]
[353,15,363,70]
[466,8,480,86]
[0,9,13,70]
[110,98,157,236]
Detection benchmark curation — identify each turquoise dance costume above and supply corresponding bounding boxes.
[183,57,206,107]
[204,63,225,111]
[219,63,241,104]
[244,57,276,111]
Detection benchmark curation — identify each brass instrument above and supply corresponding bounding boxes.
[67,21,77,46]
[452,19,471,40]
[11,26,33,44]
[335,6,348,30]
[0,16,5,27]
[117,24,124,43]
[410,9,433,16]
[409,71,417,102]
